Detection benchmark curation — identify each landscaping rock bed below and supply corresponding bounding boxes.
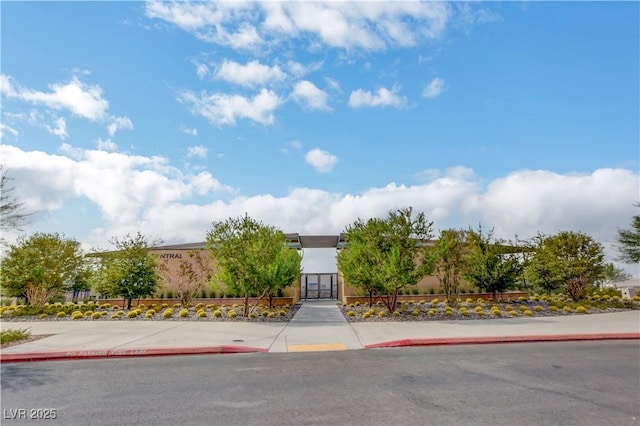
[338,295,639,322]
[0,302,301,323]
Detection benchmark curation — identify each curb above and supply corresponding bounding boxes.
[364,333,640,349]
[0,345,268,363]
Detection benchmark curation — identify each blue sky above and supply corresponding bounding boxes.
[1,1,638,273]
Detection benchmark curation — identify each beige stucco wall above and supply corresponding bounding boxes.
[151,249,216,297]
[150,248,301,301]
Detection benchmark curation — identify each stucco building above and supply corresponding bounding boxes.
[151,233,443,304]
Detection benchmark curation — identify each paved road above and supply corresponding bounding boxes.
[2,341,638,425]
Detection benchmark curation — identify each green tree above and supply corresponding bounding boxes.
[338,218,386,307]
[340,208,434,313]
[0,166,33,233]
[465,226,523,300]
[523,233,563,295]
[524,231,605,301]
[260,245,302,308]
[616,204,640,264]
[0,233,85,308]
[206,214,294,316]
[69,265,94,302]
[431,229,470,306]
[596,263,632,289]
[95,233,161,309]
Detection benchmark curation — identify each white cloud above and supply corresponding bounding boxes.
[145,0,226,30]
[422,77,446,99]
[145,1,263,49]
[1,74,131,140]
[276,2,450,49]
[2,74,109,121]
[195,63,209,79]
[463,168,639,243]
[212,24,263,50]
[348,84,406,108]
[181,126,198,136]
[1,144,233,228]
[305,148,338,173]
[107,116,134,136]
[0,123,19,138]
[0,74,17,97]
[286,60,323,78]
[187,145,207,158]
[262,2,296,34]
[215,59,286,87]
[145,1,452,51]
[179,88,282,126]
[456,3,503,27]
[96,138,118,151]
[325,77,342,93]
[292,81,330,111]
[46,117,68,139]
[3,109,69,140]
[291,140,302,149]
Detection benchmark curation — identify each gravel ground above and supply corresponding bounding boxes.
[0,303,301,323]
[337,299,638,322]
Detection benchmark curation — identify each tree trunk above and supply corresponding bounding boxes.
[368,290,373,307]
[382,290,399,314]
[126,298,132,310]
[243,294,250,317]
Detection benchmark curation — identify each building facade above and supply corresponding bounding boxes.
[151,234,445,304]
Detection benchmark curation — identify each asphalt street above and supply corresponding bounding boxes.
[2,341,639,426]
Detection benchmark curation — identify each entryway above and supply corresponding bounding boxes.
[300,273,338,300]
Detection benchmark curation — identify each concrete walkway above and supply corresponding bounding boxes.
[1,303,639,362]
[269,300,363,352]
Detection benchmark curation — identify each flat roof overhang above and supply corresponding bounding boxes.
[153,234,346,250]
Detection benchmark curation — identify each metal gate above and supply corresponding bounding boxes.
[301,273,337,300]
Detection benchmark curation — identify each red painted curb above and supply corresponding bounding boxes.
[365,333,640,349]
[0,345,268,363]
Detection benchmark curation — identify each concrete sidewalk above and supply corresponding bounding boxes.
[1,302,638,362]
[270,300,364,352]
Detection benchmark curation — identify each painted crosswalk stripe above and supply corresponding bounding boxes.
[287,343,348,352]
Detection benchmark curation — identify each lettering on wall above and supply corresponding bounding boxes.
[159,253,183,259]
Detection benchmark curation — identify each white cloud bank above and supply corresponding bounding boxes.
[2,145,637,259]
[145,1,451,51]
[1,144,232,231]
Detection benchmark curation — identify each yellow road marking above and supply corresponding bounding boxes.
[287,343,348,352]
